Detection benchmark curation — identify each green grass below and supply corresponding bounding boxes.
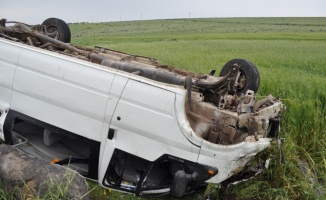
[69,17,326,199]
[70,17,326,47]
[0,169,86,200]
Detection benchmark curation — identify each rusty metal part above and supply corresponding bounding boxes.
[186,89,284,145]
[194,65,238,89]
[184,76,193,111]
[236,73,246,89]
[237,90,256,113]
[101,59,187,85]
[159,65,207,79]
[31,30,88,56]
[253,94,274,112]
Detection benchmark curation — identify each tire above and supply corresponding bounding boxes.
[42,18,71,43]
[219,59,260,95]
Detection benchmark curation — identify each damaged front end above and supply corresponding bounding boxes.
[188,90,284,146]
[177,63,285,196]
[173,73,285,196]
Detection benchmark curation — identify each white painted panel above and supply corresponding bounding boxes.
[13,68,108,121]
[98,75,128,175]
[17,48,113,93]
[0,40,21,107]
[12,48,115,141]
[11,92,103,141]
[103,75,129,124]
[198,138,271,183]
[109,80,199,161]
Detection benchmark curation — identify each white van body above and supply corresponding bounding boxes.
[0,19,285,197]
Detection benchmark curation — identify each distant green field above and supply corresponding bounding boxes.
[69,18,326,199]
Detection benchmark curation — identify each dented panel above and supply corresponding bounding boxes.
[186,90,284,145]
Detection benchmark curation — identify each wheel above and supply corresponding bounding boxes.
[42,18,71,43]
[219,59,260,95]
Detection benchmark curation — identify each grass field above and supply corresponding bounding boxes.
[69,17,326,199]
[0,17,325,199]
